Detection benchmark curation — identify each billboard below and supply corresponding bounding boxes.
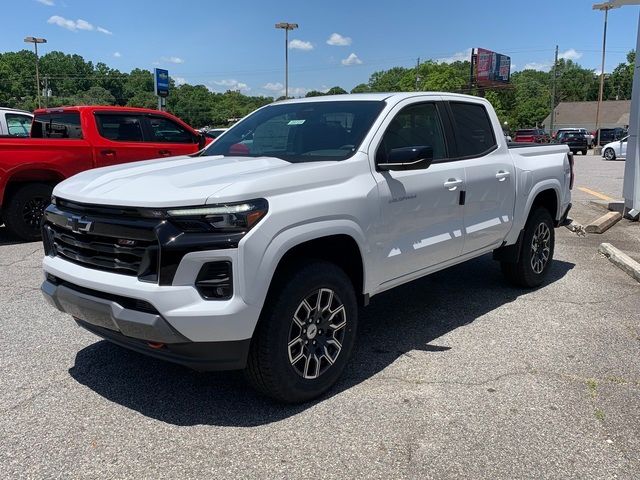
[154,68,170,97]
[475,48,511,86]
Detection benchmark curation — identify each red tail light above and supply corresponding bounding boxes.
[568,152,575,190]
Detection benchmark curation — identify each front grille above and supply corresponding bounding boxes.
[47,222,157,277]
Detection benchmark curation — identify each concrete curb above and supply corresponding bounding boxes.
[598,243,640,283]
[585,211,622,234]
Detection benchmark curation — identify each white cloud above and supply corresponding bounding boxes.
[75,19,93,31]
[263,82,284,91]
[288,87,309,97]
[289,39,313,51]
[213,79,250,92]
[174,76,187,86]
[161,56,184,64]
[113,51,121,58]
[523,62,552,71]
[36,0,55,6]
[327,33,351,46]
[437,48,472,64]
[341,53,362,66]
[47,15,112,35]
[559,48,582,61]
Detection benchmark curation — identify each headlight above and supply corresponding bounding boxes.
[164,198,268,233]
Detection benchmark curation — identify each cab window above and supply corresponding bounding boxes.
[31,112,83,139]
[6,113,32,137]
[449,102,497,157]
[378,103,447,162]
[147,116,194,143]
[95,113,144,142]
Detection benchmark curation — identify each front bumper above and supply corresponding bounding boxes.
[42,277,251,371]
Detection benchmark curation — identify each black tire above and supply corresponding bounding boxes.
[2,183,52,241]
[582,149,588,156]
[604,148,616,161]
[245,260,358,403]
[501,208,555,288]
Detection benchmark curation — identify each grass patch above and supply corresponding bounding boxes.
[594,409,605,421]
[586,378,598,397]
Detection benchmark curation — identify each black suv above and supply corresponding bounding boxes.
[557,131,588,155]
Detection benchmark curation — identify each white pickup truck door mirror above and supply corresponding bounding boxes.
[377,146,433,171]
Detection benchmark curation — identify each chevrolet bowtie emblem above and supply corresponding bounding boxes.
[67,215,93,233]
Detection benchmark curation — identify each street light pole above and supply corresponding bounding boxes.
[275,22,298,99]
[592,2,621,153]
[24,36,47,109]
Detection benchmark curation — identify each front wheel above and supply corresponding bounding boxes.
[604,148,616,161]
[2,183,52,241]
[501,208,555,288]
[245,261,358,403]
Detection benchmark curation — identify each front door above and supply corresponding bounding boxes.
[370,101,465,287]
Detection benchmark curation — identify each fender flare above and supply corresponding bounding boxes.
[240,219,370,307]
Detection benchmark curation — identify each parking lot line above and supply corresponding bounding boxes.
[577,186,614,201]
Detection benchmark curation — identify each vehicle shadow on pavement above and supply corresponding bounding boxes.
[69,254,574,426]
[0,225,25,246]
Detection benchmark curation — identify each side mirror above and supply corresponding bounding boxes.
[197,133,206,150]
[377,146,433,171]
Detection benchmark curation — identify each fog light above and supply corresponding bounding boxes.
[195,261,232,300]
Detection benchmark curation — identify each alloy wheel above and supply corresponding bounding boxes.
[22,196,48,230]
[287,288,347,379]
[530,222,551,274]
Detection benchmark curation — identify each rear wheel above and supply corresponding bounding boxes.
[2,183,52,241]
[501,208,555,288]
[245,261,358,403]
[604,148,616,161]
[582,148,588,156]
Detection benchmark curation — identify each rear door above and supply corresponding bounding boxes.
[445,101,516,254]
[93,112,156,167]
[143,114,200,157]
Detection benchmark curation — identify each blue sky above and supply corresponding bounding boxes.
[3,0,640,97]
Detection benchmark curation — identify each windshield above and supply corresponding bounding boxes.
[201,100,385,163]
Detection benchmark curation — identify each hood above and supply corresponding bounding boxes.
[53,154,360,207]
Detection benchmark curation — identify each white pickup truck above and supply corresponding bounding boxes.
[41,93,573,402]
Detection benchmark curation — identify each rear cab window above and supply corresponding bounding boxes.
[31,112,83,139]
[449,102,497,157]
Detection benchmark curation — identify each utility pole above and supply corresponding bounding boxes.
[275,22,298,99]
[415,57,421,91]
[43,76,49,108]
[24,36,47,109]
[549,45,559,136]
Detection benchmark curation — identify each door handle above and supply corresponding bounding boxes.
[444,178,463,191]
[158,149,171,156]
[495,170,511,181]
[101,149,116,157]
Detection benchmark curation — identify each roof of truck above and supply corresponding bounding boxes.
[33,105,167,114]
[274,92,484,104]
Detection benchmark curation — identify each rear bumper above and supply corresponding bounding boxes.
[41,278,251,371]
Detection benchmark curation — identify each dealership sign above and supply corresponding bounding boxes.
[154,68,170,97]
[474,48,511,86]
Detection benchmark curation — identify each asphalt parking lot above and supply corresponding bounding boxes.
[1,152,639,479]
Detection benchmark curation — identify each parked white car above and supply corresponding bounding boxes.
[0,107,33,137]
[602,135,628,160]
[41,93,573,402]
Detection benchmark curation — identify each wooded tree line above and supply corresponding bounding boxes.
[0,49,635,129]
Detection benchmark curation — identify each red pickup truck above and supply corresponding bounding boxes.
[0,106,207,240]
